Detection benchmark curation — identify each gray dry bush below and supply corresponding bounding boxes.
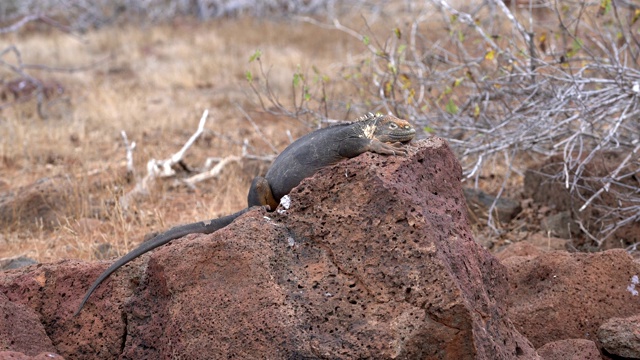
[0,0,374,29]
[2,0,639,250]
[257,0,640,250]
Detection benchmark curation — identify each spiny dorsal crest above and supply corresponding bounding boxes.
[355,112,383,122]
[356,112,385,139]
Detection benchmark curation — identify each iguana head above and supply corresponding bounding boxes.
[358,113,416,143]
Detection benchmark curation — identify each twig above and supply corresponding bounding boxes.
[149,110,210,178]
[579,142,640,212]
[121,130,137,179]
[235,105,279,153]
[183,155,242,185]
[119,110,211,209]
[21,55,112,73]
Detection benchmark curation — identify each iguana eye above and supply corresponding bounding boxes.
[388,122,398,129]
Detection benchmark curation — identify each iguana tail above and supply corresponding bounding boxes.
[75,207,252,315]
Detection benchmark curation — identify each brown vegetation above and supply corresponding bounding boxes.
[1,0,639,265]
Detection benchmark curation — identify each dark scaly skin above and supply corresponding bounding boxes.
[75,113,416,315]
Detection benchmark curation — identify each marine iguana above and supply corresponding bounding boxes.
[76,113,416,314]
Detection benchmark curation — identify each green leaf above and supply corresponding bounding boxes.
[445,99,459,114]
[363,36,370,46]
[394,27,401,39]
[598,0,611,16]
[567,38,584,58]
[293,72,303,87]
[423,126,435,134]
[248,49,262,63]
[397,44,407,54]
[245,70,253,82]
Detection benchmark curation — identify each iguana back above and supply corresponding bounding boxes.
[253,113,416,204]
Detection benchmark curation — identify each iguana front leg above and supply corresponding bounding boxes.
[366,139,410,156]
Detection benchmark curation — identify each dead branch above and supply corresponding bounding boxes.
[119,110,211,210]
[183,155,242,186]
[121,131,137,180]
[119,110,276,210]
[280,0,640,247]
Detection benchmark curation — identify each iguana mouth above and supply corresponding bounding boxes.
[381,129,416,143]
[396,131,416,139]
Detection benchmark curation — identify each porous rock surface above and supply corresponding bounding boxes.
[535,339,600,360]
[0,138,537,359]
[597,314,640,358]
[0,260,135,358]
[504,249,640,348]
[0,293,56,356]
[494,234,568,262]
[0,352,65,360]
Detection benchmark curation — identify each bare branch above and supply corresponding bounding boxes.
[121,130,137,180]
[119,110,211,209]
[183,156,242,185]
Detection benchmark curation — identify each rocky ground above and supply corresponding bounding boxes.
[1,138,638,359]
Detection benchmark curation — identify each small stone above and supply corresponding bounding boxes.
[505,249,640,348]
[495,241,544,262]
[540,211,579,239]
[0,256,37,270]
[597,314,640,358]
[463,187,522,225]
[93,243,117,260]
[527,233,568,251]
[536,339,600,360]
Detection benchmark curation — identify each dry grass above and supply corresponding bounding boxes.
[0,17,364,262]
[3,2,611,263]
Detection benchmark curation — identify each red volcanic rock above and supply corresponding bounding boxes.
[597,314,640,358]
[0,352,65,360]
[495,234,568,262]
[1,138,538,359]
[525,233,568,251]
[536,339,600,360]
[0,260,139,358]
[121,138,536,359]
[495,241,546,262]
[505,249,640,348]
[0,293,55,356]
